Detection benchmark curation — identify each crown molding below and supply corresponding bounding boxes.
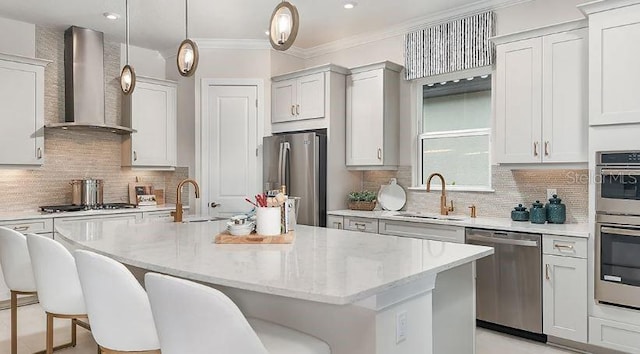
[299,0,532,59]
[159,0,531,60]
[490,18,587,45]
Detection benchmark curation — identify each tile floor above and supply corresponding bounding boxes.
[0,304,578,354]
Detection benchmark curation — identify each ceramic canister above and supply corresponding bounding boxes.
[511,204,530,222]
[546,194,566,224]
[530,200,546,224]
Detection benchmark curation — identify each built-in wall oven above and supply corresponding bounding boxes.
[596,151,640,309]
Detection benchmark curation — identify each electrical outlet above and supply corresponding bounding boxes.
[547,188,557,200]
[396,311,407,344]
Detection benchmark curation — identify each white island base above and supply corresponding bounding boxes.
[214,262,475,354]
[55,221,491,354]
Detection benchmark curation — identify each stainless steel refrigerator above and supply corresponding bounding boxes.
[263,131,327,227]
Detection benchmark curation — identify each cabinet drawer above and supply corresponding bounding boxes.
[543,234,587,259]
[380,220,464,243]
[327,215,344,229]
[344,217,378,233]
[55,213,142,223]
[590,317,640,353]
[142,211,174,219]
[0,218,53,234]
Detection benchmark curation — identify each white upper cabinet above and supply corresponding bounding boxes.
[122,76,177,169]
[581,1,640,126]
[494,21,588,164]
[271,71,325,123]
[0,54,49,166]
[346,61,401,170]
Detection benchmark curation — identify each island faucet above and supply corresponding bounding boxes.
[426,173,454,215]
[172,179,200,222]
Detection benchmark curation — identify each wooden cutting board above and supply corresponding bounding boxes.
[214,231,295,244]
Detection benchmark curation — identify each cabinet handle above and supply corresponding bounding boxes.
[545,264,550,280]
[554,243,574,251]
[354,222,366,231]
[534,142,539,157]
[37,147,42,159]
[133,151,138,161]
[13,226,29,232]
[296,104,300,115]
[544,141,550,156]
[377,148,382,160]
[333,222,342,229]
[291,105,296,116]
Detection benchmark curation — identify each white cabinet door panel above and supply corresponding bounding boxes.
[346,70,384,166]
[589,6,640,126]
[495,38,543,164]
[272,79,296,123]
[542,29,588,163]
[297,73,325,120]
[131,82,172,166]
[543,254,587,342]
[0,59,45,166]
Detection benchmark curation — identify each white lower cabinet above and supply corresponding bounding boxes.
[590,317,640,353]
[142,210,174,220]
[542,235,587,343]
[343,216,378,233]
[379,220,465,243]
[327,215,344,229]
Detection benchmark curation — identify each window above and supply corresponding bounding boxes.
[418,75,492,190]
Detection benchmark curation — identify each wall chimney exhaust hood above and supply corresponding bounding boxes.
[46,26,135,135]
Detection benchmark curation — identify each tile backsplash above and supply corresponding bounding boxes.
[0,26,188,213]
[363,166,588,223]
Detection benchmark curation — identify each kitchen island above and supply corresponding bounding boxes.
[55,218,493,354]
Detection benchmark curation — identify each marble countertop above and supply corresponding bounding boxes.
[55,219,493,305]
[0,205,181,222]
[328,210,590,238]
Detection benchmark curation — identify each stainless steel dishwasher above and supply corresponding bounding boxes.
[466,228,543,337]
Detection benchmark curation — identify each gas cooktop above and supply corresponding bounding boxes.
[40,203,137,213]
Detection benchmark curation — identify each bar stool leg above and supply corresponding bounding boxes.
[46,313,54,354]
[71,318,77,347]
[10,291,17,354]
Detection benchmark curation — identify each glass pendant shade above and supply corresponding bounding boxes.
[120,64,136,95]
[269,1,299,51]
[177,39,199,77]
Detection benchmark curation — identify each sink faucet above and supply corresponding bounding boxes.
[172,179,200,222]
[426,173,454,215]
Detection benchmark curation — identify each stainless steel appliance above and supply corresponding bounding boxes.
[595,151,640,308]
[40,203,136,213]
[263,131,327,227]
[71,178,104,207]
[596,151,640,215]
[466,228,543,336]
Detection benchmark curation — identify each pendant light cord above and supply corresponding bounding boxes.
[125,0,130,65]
[185,0,189,39]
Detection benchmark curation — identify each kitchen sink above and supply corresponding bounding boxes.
[395,212,467,222]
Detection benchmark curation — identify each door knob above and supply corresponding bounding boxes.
[210,202,221,208]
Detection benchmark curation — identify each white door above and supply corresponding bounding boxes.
[543,254,588,342]
[272,79,296,123]
[542,29,588,163]
[494,38,543,164]
[346,69,384,166]
[297,72,325,120]
[208,85,259,217]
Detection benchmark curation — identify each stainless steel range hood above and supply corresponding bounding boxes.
[46,26,134,135]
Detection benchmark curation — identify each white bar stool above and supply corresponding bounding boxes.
[26,233,92,354]
[74,250,160,354]
[0,226,38,354]
[145,272,331,354]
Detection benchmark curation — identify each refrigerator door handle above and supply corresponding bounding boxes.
[282,142,291,192]
[278,142,284,188]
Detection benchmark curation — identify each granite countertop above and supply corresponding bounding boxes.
[328,210,591,238]
[0,204,181,222]
[55,219,493,305]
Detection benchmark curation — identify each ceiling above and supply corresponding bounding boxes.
[0,0,518,52]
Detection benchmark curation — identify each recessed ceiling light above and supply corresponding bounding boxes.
[103,12,120,20]
[265,30,270,36]
[343,1,357,9]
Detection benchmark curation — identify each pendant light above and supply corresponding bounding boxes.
[176,0,199,76]
[269,1,299,51]
[120,0,136,95]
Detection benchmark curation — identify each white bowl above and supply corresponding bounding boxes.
[227,222,255,236]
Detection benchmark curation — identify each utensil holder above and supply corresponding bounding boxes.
[256,207,281,236]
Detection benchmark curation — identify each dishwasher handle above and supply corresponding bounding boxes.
[467,234,539,247]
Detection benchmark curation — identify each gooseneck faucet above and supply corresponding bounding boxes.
[426,173,454,215]
[172,179,200,222]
